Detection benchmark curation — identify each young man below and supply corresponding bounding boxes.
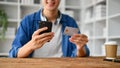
[9,0,90,58]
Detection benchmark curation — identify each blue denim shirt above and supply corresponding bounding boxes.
[9,9,90,58]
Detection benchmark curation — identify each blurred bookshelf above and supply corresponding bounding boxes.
[81,0,120,56]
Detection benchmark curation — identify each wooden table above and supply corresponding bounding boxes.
[0,57,120,68]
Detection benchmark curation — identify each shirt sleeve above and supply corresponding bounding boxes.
[84,45,90,56]
[71,45,90,57]
[9,16,31,58]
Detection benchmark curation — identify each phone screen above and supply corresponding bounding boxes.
[39,21,52,34]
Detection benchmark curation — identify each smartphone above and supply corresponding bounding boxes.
[39,21,52,34]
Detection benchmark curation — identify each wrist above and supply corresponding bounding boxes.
[76,44,84,50]
[25,40,35,51]
[76,46,86,57]
[17,41,34,58]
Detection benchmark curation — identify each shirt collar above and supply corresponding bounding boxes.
[40,8,62,25]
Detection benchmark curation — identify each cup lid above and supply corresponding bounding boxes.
[104,41,117,45]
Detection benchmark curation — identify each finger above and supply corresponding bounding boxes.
[72,40,87,45]
[71,34,88,40]
[32,35,54,49]
[75,39,88,44]
[70,38,88,44]
[79,38,88,42]
[74,37,88,42]
[70,34,88,42]
[38,32,54,39]
[32,27,48,36]
[33,32,54,41]
[72,34,88,38]
[38,35,53,44]
[80,34,88,38]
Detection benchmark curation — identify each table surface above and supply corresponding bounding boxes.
[0,57,120,68]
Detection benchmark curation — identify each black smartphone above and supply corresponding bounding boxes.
[39,21,52,34]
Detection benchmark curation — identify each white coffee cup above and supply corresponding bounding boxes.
[104,41,118,59]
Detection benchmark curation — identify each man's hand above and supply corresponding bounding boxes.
[30,27,54,50]
[17,27,54,58]
[69,34,88,57]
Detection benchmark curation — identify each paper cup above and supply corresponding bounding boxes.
[104,41,118,59]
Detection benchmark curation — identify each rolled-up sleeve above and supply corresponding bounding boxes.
[9,16,31,58]
[71,45,90,57]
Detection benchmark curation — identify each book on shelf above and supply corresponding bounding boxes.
[85,9,94,23]
[95,4,106,19]
[21,0,34,4]
[34,0,41,4]
[96,0,105,3]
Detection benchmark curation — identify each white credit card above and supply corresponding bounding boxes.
[64,26,79,36]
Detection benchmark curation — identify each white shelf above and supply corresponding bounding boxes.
[5,35,15,39]
[88,37,94,40]
[94,36,106,40]
[8,19,18,22]
[109,36,120,39]
[0,35,15,39]
[95,17,106,22]
[84,18,95,24]
[0,1,18,6]
[109,13,120,19]
[81,0,94,9]
[84,0,105,9]
[81,0,120,56]
[85,3,95,9]
[84,17,106,24]
[20,3,41,7]
[65,5,81,10]
[95,0,106,5]
[0,53,9,56]
[65,0,80,7]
